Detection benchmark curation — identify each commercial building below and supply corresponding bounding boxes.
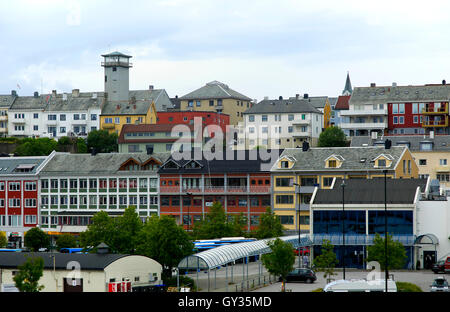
[0,250,162,292]
[178,80,253,126]
[38,152,169,236]
[242,95,324,149]
[270,144,419,233]
[157,150,278,231]
[310,178,427,269]
[0,153,54,248]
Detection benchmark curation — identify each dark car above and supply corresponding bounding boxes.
[280,268,316,283]
[432,260,446,274]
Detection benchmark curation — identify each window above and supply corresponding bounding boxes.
[412,103,418,114]
[91,114,97,121]
[328,160,337,168]
[73,114,80,120]
[115,117,120,124]
[209,100,214,106]
[279,215,294,225]
[25,199,36,207]
[188,100,193,107]
[249,115,255,122]
[288,114,294,121]
[262,115,268,122]
[9,182,20,191]
[393,116,398,124]
[60,114,66,121]
[420,142,433,151]
[413,116,418,123]
[48,114,57,120]
[126,117,131,124]
[33,113,39,119]
[323,177,334,187]
[196,100,201,107]
[419,159,427,166]
[280,161,289,168]
[276,195,294,204]
[392,104,398,114]
[378,159,386,167]
[105,118,113,124]
[60,127,66,133]
[9,198,20,207]
[399,103,405,114]
[440,159,447,166]
[33,125,38,131]
[399,116,404,124]
[276,178,293,187]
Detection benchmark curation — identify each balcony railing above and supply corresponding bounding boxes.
[340,108,387,116]
[340,121,387,129]
[422,117,448,127]
[160,185,271,194]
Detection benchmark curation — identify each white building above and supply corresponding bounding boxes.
[241,95,324,149]
[7,90,103,139]
[0,251,162,292]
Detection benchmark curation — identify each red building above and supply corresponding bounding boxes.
[157,151,275,232]
[156,111,230,137]
[0,154,53,248]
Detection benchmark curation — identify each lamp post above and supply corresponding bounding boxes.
[186,192,192,231]
[384,169,388,292]
[341,179,346,280]
[293,182,301,268]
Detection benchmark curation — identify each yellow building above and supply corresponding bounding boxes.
[301,95,331,129]
[270,145,418,233]
[178,80,253,126]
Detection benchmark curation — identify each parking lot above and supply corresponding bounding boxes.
[183,260,445,292]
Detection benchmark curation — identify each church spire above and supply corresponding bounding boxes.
[343,71,352,95]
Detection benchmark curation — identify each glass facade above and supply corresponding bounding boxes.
[368,211,413,234]
[313,211,366,234]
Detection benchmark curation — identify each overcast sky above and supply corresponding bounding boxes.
[1,0,449,101]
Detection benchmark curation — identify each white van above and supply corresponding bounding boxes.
[323,279,397,292]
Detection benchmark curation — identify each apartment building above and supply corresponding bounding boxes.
[270,143,418,233]
[38,152,169,236]
[178,81,253,126]
[0,94,15,137]
[0,154,54,248]
[157,150,277,231]
[341,81,450,137]
[351,134,450,193]
[242,96,323,149]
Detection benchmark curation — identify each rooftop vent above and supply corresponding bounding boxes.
[279,96,283,100]
[303,93,308,99]
[302,141,310,152]
[33,91,39,98]
[370,83,376,87]
[72,89,80,97]
[384,139,392,149]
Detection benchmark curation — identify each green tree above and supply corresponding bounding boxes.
[80,210,114,250]
[253,207,284,239]
[366,233,407,270]
[14,256,45,292]
[109,206,143,254]
[76,138,88,153]
[0,231,7,248]
[24,227,50,251]
[137,215,193,279]
[192,202,233,239]
[317,126,347,147]
[230,213,247,237]
[313,239,338,283]
[56,234,78,250]
[14,138,58,156]
[261,238,295,292]
[87,129,118,153]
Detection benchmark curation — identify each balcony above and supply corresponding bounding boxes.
[421,104,448,115]
[0,115,7,121]
[340,108,387,116]
[101,61,133,68]
[422,117,448,128]
[292,130,310,137]
[340,121,387,130]
[291,119,310,125]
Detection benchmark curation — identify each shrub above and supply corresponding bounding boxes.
[396,282,422,292]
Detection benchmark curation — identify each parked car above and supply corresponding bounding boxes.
[432,260,446,274]
[280,268,316,283]
[445,257,450,273]
[430,277,449,292]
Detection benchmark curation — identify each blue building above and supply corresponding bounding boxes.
[310,177,428,269]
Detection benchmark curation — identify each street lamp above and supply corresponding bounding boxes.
[341,179,346,280]
[186,192,192,231]
[384,169,388,292]
[293,182,302,267]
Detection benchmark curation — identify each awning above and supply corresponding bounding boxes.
[414,233,439,245]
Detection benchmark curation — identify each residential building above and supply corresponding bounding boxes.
[242,96,323,149]
[0,153,54,248]
[310,178,428,269]
[156,111,230,137]
[341,81,450,137]
[351,134,450,193]
[0,251,162,292]
[0,93,15,137]
[331,95,351,136]
[38,152,169,236]
[118,123,199,154]
[157,150,277,231]
[299,94,332,130]
[178,80,253,126]
[270,144,419,233]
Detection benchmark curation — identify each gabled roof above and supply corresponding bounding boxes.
[39,152,170,176]
[179,81,252,101]
[271,146,408,172]
[0,95,16,108]
[101,89,172,115]
[244,98,322,114]
[312,178,427,205]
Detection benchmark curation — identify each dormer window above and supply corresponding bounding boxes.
[378,159,386,167]
[328,160,337,168]
[281,161,289,168]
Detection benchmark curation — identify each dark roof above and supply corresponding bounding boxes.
[179,81,252,101]
[350,135,450,152]
[313,178,427,205]
[101,51,132,58]
[118,123,195,144]
[0,252,128,270]
[334,95,351,110]
[158,149,282,174]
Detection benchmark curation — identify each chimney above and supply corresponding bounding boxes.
[147,146,154,155]
[33,91,39,98]
[295,94,299,99]
[302,141,310,152]
[11,90,17,97]
[149,85,154,90]
[72,89,80,97]
[279,96,283,100]
[384,139,392,149]
[392,82,397,87]
[443,80,446,85]
[52,90,57,97]
[62,93,68,101]
[370,83,376,87]
[303,93,308,99]
[264,96,269,100]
